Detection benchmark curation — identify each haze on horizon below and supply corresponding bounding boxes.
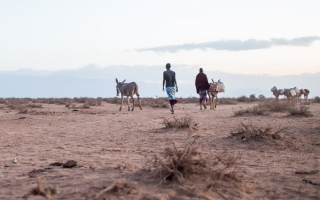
[1,0,320,76]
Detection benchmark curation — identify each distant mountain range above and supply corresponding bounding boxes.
[0,65,319,98]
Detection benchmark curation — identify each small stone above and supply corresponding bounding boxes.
[63,160,77,168]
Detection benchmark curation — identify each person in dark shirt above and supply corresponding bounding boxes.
[163,63,178,114]
[195,68,210,110]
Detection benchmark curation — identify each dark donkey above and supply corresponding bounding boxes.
[115,78,142,111]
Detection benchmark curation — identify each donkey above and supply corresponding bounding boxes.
[208,79,225,110]
[115,78,142,111]
[271,86,284,100]
[300,89,310,102]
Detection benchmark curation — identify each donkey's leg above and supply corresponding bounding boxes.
[137,94,142,110]
[119,96,124,111]
[127,96,130,111]
[131,95,135,111]
[215,95,218,108]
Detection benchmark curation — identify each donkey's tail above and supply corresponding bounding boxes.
[134,83,140,100]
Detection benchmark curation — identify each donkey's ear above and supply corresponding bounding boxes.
[122,79,126,83]
[116,78,118,83]
[211,78,214,83]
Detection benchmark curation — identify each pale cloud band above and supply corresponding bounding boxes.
[137,36,320,53]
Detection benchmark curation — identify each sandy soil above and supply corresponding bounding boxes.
[0,101,319,200]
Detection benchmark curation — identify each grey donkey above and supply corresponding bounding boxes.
[115,78,142,111]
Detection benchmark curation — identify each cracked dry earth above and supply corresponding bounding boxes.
[0,101,319,200]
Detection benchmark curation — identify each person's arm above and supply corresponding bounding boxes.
[174,73,178,92]
[163,72,165,92]
[205,74,210,89]
[195,74,198,93]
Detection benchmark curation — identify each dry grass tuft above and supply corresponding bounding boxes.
[257,101,293,112]
[25,176,59,200]
[314,96,320,103]
[289,105,313,117]
[5,98,43,113]
[234,106,268,116]
[218,98,238,105]
[234,108,251,116]
[94,180,137,200]
[231,122,286,141]
[163,115,198,129]
[145,137,238,185]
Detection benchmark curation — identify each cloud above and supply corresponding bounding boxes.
[137,36,320,53]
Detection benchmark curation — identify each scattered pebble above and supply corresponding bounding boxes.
[63,160,77,168]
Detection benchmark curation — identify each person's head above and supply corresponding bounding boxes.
[199,68,203,73]
[166,63,171,69]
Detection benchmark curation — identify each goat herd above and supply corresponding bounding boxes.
[271,86,310,102]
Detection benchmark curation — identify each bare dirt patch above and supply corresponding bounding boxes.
[0,101,319,199]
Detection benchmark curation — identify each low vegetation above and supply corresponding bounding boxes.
[163,115,198,129]
[257,100,294,112]
[231,122,286,142]
[234,106,268,116]
[144,137,238,184]
[288,105,313,117]
[25,176,59,200]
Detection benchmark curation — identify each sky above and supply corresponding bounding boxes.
[1,0,320,76]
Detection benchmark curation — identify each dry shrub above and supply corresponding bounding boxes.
[178,97,198,104]
[29,103,43,108]
[257,100,293,112]
[5,98,29,106]
[251,106,268,115]
[65,99,74,108]
[231,123,286,141]
[153,98,169,108]
[94,180,137,200]
[0,98,6,104]
[236,95,248,102]
[234,106,268,116]
[145,138,238,185]
[83,102,91,109]
[300,101,311,105]
[6,100,43,113]
[104,97,120,104]
[16,105,29,113]
[163,115,197,129]
[86,98,98,106]
[289,105,313,117]
[218,98,237,105]
[314,96,320,103]
[25,176,59,200]
[139,97,169,108]
[234,108,251,116]
[97,97,103,106]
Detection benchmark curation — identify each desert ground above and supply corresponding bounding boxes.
[0,98,319,200]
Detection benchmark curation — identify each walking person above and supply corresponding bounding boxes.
[195,68,210,110]
[163,63,178,114]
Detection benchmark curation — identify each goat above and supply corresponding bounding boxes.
[115,78,142,111]
[207,79,225,110]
